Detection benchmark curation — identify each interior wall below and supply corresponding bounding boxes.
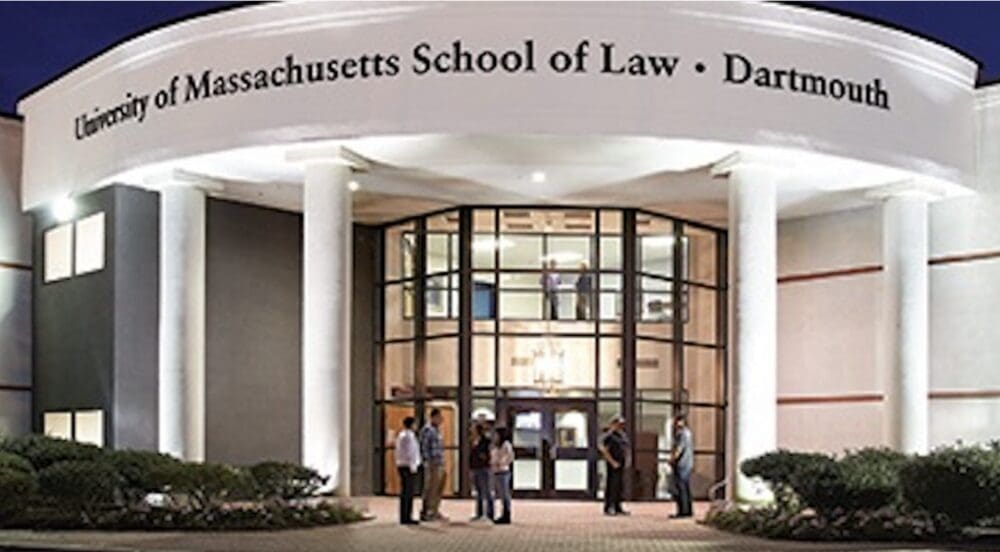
[0,117,32,437]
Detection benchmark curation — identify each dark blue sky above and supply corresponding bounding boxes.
[1,1,998,115]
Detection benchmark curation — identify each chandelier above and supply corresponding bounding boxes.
[532,339,565,392]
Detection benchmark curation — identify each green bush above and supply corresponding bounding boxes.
[839,448,907,511]
[0,435,102,470]
[741,449,834,491]
[0,467,38,518]
[106,449,182,500]
[248,461,327,500]
[0,451,34,474]
[900,446,1000,527]
[37,460,122,509]
[154,461,256,507]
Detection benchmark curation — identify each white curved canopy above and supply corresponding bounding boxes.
[17,1,978,221]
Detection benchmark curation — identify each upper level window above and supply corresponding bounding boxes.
[74,212,105,275]
[43,211,105,283]
[43,224,73,282]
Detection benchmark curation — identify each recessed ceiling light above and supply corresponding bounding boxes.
[531,171,546,184]
[347,180,360,192]
[52,196,76,222]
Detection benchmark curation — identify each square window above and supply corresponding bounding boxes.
[74,410,104,447]
[74,212,105,275]
[43,411,72,440]
[44,224,73,282]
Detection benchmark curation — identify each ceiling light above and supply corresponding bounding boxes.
[52,196,77,223]
[531,171,546,184]
[347,180,360,192]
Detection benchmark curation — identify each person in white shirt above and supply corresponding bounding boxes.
[490,426,515,524]
[394,416,422,525]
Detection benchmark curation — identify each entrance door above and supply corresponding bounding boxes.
[500,399,596,499]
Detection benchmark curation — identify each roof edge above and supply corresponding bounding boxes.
[779,1,983,83]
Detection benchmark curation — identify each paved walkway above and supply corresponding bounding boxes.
[0,498,974,552]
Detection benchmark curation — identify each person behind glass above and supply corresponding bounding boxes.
[540,259,561,319]
[419,408,448,522]
[598,415,630,516]
[394,416,422,525]
[490,426,514,524]
[469,421,494,522]
[670,414,694,519]
[575,261,593,320]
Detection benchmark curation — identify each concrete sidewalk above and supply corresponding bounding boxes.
[0,498,978,552]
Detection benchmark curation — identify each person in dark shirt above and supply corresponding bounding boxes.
[598,415,630,516]
[575,261,593,320]
[469,422,494,521]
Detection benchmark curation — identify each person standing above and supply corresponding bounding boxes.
[574,261,593,320]
[394,416,422,525]
[541,259,561,319]
[598,415,630,516]
[420,408,448,522]
[469,422,494,521]
[670,414,694,519]
[490,426,514,524]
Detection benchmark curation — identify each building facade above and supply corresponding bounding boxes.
[1,1,998,502]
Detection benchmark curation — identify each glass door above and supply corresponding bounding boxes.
[501,399,596,499]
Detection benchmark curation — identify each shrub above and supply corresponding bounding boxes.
[248,461,327,500]
[37,460,123,509]
[741,449,834,492]
[106,449,182,500]
[154,461,256,507]
[0,467,38,518]
[839,448,907,511]
[0,451,34,474]
[900,446,1000,527]
[0,435,102,470]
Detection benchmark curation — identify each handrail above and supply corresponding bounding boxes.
[707,478,728,501]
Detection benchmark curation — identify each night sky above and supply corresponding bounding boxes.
[1,1,998,115]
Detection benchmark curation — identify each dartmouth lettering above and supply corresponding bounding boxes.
[723,52,890,110]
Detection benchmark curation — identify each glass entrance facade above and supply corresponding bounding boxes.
[375,207,727,500]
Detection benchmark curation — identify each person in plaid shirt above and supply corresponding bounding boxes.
[420,408,447,521]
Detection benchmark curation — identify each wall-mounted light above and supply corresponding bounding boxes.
[347,180,360,192]
[530,171,546,184]
[51,196,77,223]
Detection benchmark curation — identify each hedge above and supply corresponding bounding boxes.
[710,444,1000,542]
[0,434,362,531]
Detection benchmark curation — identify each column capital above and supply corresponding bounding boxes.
[709,151,792,179]
[143,168,225,193]
[864,180,944,202]
[286,144,369,172]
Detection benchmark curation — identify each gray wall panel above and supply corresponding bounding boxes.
[32,187,116,439]
[205,199,302,465]
[112,188,159,451]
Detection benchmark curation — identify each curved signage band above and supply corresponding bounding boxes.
[17,1,977,210]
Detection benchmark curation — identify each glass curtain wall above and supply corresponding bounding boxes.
[375,206,726,500]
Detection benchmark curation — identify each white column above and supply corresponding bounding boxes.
[882,193,929,454]
[725,161,779,503]
[301,160,353,495]
[158,184,206,461]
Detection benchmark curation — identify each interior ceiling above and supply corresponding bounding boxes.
[124,133,942,226]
